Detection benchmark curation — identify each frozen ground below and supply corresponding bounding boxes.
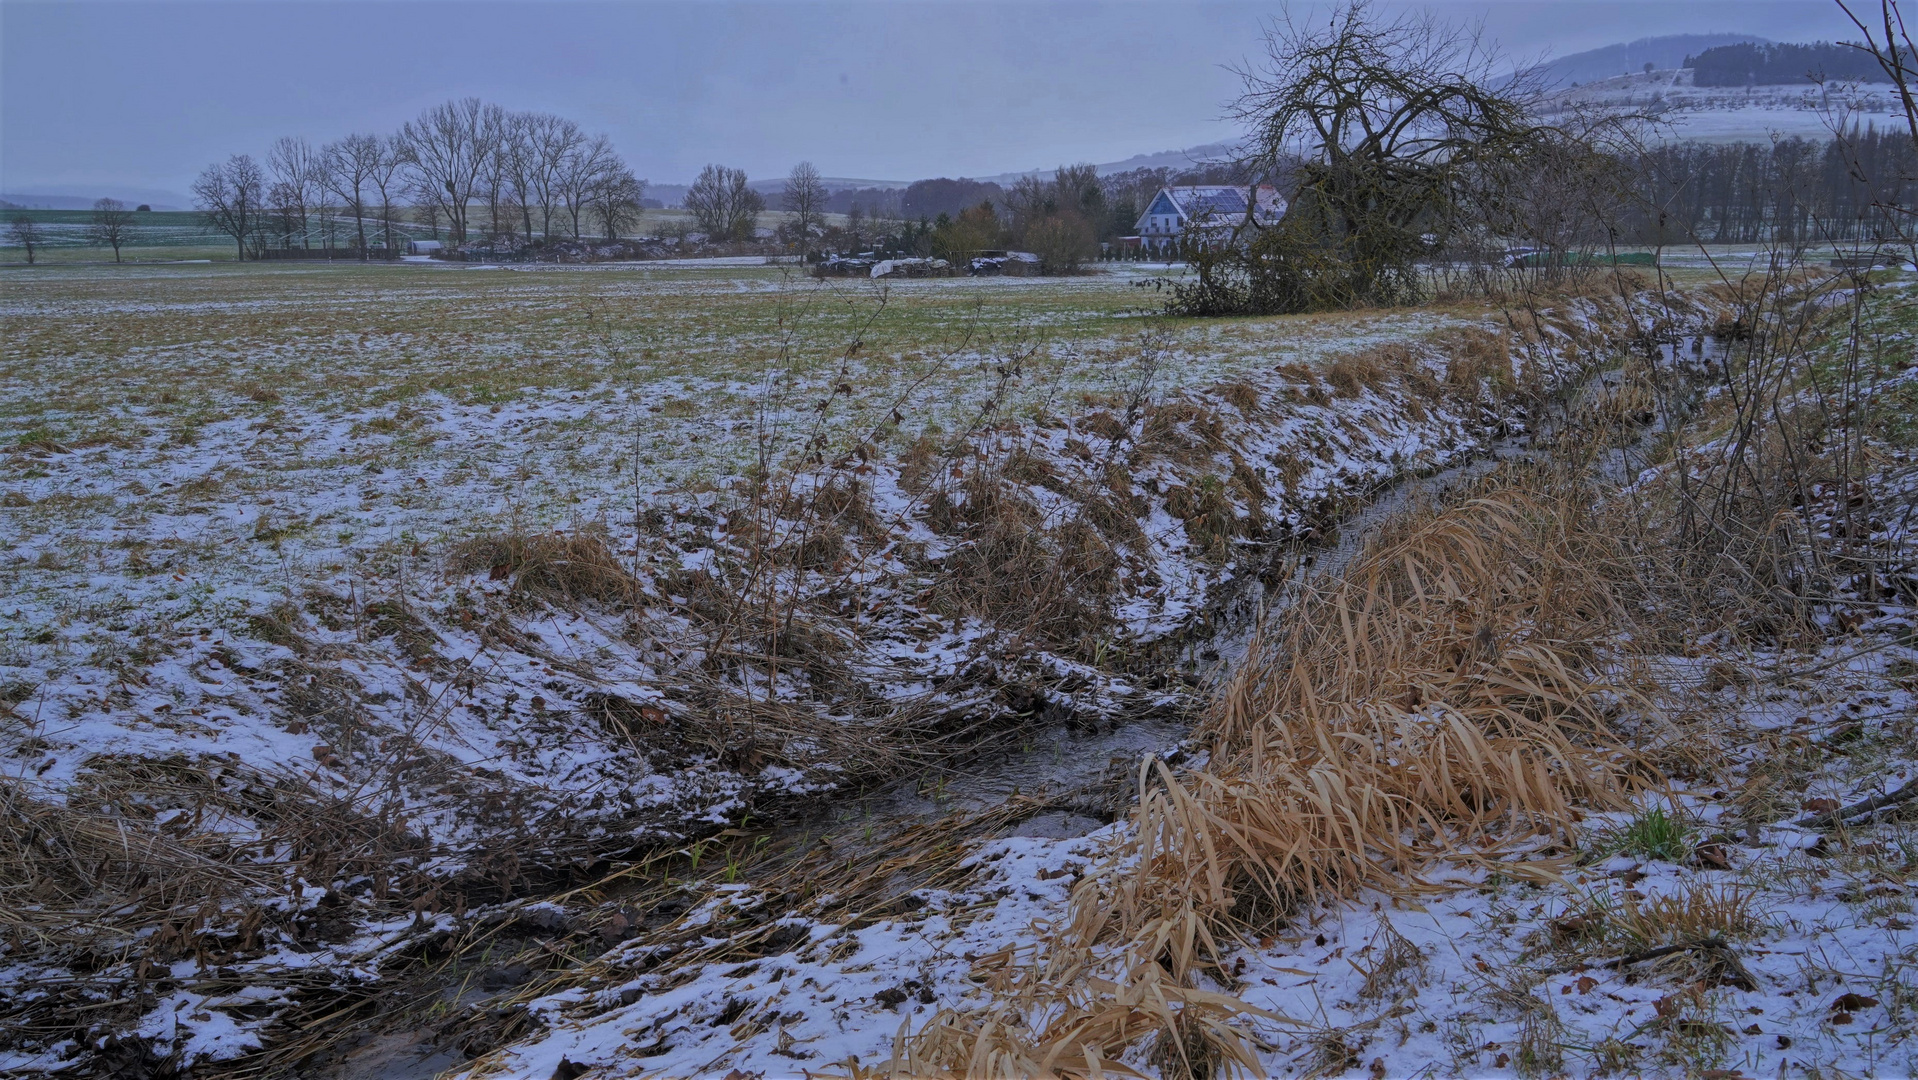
[0,258,1754,1075]
[0,259,1507,845]
[471,284,1918,1080]
[478,622,1918,1079]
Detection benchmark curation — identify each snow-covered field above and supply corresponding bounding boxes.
[4,259,1599,1075]
[487,630,1918,1079]
[471,283,1918,1080]
[0,262,1500,831]
[1541,68,1909,144]
[16,255,1901,1079]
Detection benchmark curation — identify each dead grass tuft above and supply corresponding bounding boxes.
[0,775,276,952]
[923,462,1122,656]
[1611,882,1768,950]
[1325,351,1388,396]
[1215,381,1262,415]
[1356,919,1427,1001]
[450,529,640,606]
[1438,327,1516,395]
[1140,401,1229,462]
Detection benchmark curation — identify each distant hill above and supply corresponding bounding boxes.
[981,141,1241,186]
[0,190,187,211]
[1523,34,1769,89]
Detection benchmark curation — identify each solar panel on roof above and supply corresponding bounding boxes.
[1184,188,1247,217]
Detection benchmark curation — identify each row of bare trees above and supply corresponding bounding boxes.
[192,98,646,260]
[1625,130,1918,245]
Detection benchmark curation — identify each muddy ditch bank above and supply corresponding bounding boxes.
[0,288,1733,1078]
[773,325,1730,853]
[407,318,1737,1080]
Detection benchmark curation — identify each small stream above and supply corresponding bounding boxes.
[332,334,1725,1080]
[785,332,1724,848]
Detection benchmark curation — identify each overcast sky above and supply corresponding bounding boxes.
[1,0,1865,203]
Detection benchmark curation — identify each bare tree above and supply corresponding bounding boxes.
[476,103,513,239]
[368,136,406,254]
[1052,163,1105,221]
[685,164,763,242]
[1025,211,1097,273]
[267,178,302,249]
[1839,0,1918,149]
[1003,174,1056,233]
[1244,2,1534,298]
[324,134,383,256]
[8,215,43,264]
[844,201,866,248]
[1002,165,1103,264]
[89,198,136,263]
[521,113,585,240]
[497,111,539,239]
[193,154,266,261]
[592,168,646,240]
[268,136,321,248]
[1465,121,1636,288]
[399,98,491,244]
[781,161,828,255]
[1166,0,1555,314]
[1837,0,1918,260]
[556,134,621,239]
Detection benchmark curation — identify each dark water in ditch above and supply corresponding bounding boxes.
[786,332,1723,845]
[327,336,1723,1080]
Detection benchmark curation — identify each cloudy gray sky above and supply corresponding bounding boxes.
[1,0,1864,203]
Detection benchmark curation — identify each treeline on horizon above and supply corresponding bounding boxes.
[50,127,1918,263]
[1630,128,1917,243]
[892,131,1918,252]
[1685,41,1895,86]
[823,162,1244,241]
[179,87,1245,266]
[81,88,1918,264]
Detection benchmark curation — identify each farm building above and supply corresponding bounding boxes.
[1134,185,1286,254]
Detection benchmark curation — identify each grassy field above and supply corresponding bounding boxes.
[0,207,851,264]
[0,259,1477,523]
[1,256,1538,1074]
[0,255,1498,839]
[25,254,1913,1078]
[14,247,1918,1080]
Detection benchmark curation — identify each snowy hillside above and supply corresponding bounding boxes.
[1541,68,1911,143]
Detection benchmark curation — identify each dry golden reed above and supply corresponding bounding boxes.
[894,475,1656,1077]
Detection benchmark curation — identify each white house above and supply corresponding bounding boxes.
[1134,185,1286,254]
